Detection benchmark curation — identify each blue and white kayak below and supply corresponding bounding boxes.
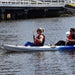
[2,44,75,52]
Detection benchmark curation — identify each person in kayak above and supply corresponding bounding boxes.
[24,28,45,46]
[66,28,75,45]
[55,28,75,46]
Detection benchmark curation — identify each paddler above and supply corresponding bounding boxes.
[55,28,75,46]
[66,28,75,45]
[24,28,45,46]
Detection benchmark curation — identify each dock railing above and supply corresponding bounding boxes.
[0,0,72,7]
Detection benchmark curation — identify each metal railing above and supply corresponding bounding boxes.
[0,0,72,7]
[71,0,75,3]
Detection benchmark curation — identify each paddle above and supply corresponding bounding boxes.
[65,40,67,46]
[32,30,35,42]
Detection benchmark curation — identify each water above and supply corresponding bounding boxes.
[0,17,75,75]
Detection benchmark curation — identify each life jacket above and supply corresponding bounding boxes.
[68,32,75,45]
[35,34,45,46]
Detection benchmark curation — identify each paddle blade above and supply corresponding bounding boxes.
[32,30,35,35]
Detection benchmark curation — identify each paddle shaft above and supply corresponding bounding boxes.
[65,40,68,46]
[32,30,35,42]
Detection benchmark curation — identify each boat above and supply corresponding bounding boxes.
[2,44,75,52]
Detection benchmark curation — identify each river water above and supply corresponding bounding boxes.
[0,17,75,75]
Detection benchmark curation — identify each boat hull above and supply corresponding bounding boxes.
[2,45,75,52]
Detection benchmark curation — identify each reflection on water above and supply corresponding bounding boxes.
[0,17,75,75]
[59,50,75,57]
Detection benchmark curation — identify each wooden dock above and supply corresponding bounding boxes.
[0,0,71,20]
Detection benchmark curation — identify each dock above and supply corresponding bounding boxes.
[0,0,71,20]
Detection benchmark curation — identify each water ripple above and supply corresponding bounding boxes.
[0,17,75,75]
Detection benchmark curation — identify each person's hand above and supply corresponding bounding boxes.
[66,39,68,41]
[33,35,35,40]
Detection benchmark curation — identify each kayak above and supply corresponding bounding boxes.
[2,44,75,52]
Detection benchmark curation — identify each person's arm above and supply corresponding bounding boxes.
[67,39,75,41]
